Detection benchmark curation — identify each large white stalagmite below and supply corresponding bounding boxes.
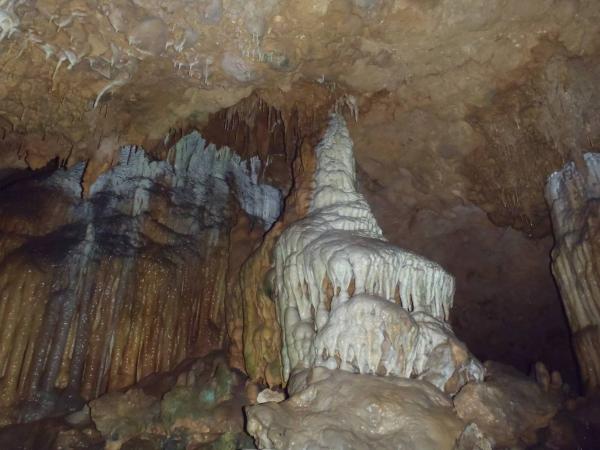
[546,153,600,391]
[273,114,482,390]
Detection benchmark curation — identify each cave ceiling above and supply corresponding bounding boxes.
[1,0,599,383]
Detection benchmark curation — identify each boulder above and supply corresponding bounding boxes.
[454,362,560,448]
[246,367,465,450]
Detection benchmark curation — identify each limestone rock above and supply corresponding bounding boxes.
[453,423,493,450]
[0,131,281,417]
[274,114,457,381]
[65,404,91,427]
[86,353,252,449]
[160,358,248,446]
[128,17,168,56]
[256,388,285,404]
[453,362,560,448]
[246,367,465,450]
[314,294,483,395]
[52,427,104,450]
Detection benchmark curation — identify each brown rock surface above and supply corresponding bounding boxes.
[88,352,253,450]
[454,361,560,448]
[0,128,280,421]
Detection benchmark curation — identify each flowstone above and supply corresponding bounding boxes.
[247,113,483,448]
[0,131,282,421]
[272,114,482,387]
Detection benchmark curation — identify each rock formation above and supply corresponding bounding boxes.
[454,362,560,448]
[0,0,595,387]
[0,131,281,423]
[546,153,600,391]
[88,351,253,450]
[246,115,485,448]
[271,113,482,390]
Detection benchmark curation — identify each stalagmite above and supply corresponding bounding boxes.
[272,114,481,387]
[546,152,600,391]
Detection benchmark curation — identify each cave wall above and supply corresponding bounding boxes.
[1,0,599,175]
[0,131,283,423]
[219,97,327,386]
[0,0,598,437]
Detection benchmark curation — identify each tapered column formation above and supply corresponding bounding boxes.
[546,153,600,391]
[273,115,481,390]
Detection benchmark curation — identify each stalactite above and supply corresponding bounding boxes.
[546,152,600,391]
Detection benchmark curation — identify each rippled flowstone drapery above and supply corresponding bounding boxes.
[546,153,600,391]
[0,132,281,423]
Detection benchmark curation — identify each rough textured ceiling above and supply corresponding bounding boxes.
[1,0,600,383]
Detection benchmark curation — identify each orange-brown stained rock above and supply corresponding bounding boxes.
[546,154,600,392]
[236,114,322,386]
[454,362,559,448]
[0,133,266,423]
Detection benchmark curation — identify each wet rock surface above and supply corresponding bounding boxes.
[546,153,600,391]
[0,0,597,396]
[0,2,599,445]
[0,352,259,449]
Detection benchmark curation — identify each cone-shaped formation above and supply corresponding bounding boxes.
[546,153,600,391]
[273,115,460,382]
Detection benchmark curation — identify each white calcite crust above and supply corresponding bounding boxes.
[273,114,459,381]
